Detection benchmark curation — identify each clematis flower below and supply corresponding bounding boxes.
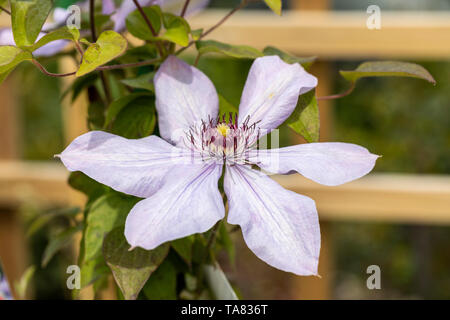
[57,55,378,275]
[0,273,12,300]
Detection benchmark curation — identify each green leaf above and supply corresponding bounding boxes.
[0,45,32,82]
[104,92,152,128]
[263,46,316,70]
[263,0,282,15]
[203,263,238,300]
[10,0,53,46]
[54,0,78,8]
[285,90,319,143]
[171,236,194,266]
[142,258,177,300]
[87,101,105,129]
[217,222,235,266]
[110,96,156,139]
[117,44,157,64]
[340,61,436,85]
[218,93,238,115]
[103,227,170,300]
[61,72,97,102]
[83,192,140,263]
[41,225,82,267]
[120,72,155,92]
[14,265,35,299]
[68,171,106,201]
[76,31,127,77]
[159,13,190,47]
[196,40,263,59]
[105,92,154,128]
[27,206,80,238]
[79,257,110,288]
[79,192,140,288]
[125,6,161,41]
[29,26,79,52]
[191,28,203,41]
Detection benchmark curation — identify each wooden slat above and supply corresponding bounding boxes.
[188,10,450,59]
[274,173,450,225]
[1,161,449,224]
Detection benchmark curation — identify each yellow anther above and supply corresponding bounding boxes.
[216,124,230,137]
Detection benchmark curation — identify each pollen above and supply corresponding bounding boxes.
[216,123,230,137]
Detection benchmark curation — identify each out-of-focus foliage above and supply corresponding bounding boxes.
[332,60,450,299]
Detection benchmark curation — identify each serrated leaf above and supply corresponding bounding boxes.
[286,90,319,142]
[263,46,316,69]
[76,31,127,77]
[110,96,156,139]
[125,6,161,41]
[41,225,82,267]
[120,72,155,92]
[10,0,53,46]
[171,236,194,266]
[104,92,152,128]
[263,0,282,15]
[196,40,263,59]
[103,227,169,300]
[29,26,79,52]
[340,61,436,85]
[159,13,190,47]
[142,258,177,300]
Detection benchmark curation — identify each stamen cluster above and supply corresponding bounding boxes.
[184,113,260,164]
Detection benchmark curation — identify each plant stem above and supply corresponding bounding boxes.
[96,58,162,70]
[32,59,76,77]
[0,6,10,15]
[175,0,251,56]
[317,82,356,101]
[180,0,191,17]
[196,221,221,296]
[33,57,162,77]
[89,0,97,41]
[89,0,112,105]
[132,0,165,57]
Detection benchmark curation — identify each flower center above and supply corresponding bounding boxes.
[184,113,260,164]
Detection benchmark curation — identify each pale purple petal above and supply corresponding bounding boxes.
[0,28,68,57]
[238,55,317,132]
[224,165,320,276]
[125,162,224,250]
[57,131,192,198]
[102,0,116,15]
[34,38,68,57]
[0,28,15,46]
[112,0,156,32]
[249,142,379,186]
[154,55,219,144]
